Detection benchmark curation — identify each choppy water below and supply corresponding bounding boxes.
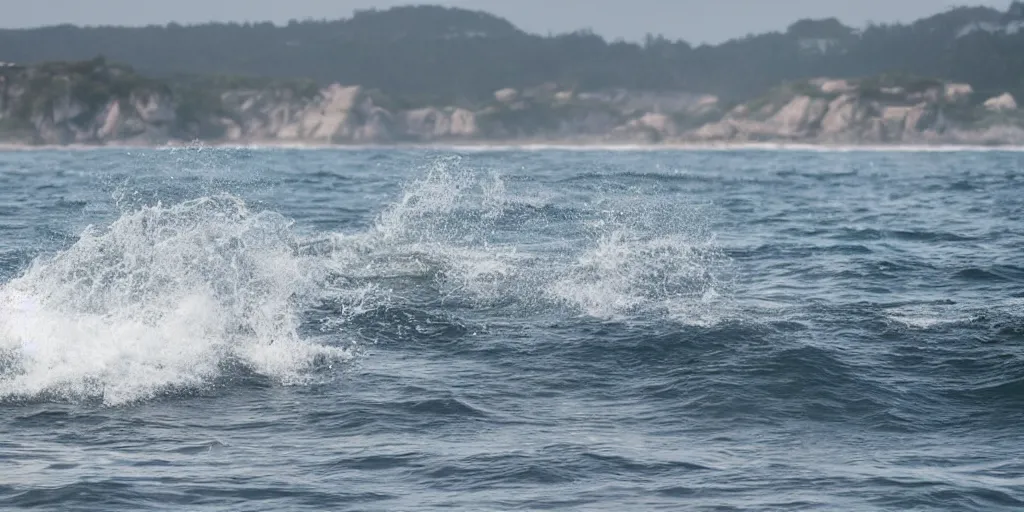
[1,147,1023,511]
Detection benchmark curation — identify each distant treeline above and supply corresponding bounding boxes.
[2,3,1024,102]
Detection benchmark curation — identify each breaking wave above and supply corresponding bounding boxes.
[0,195,350,405]
[0,158,731,404]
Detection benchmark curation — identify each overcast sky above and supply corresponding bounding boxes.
[0,0,1013,44]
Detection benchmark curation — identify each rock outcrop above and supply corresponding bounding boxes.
[0,60,178,145]
[686,76,1024,145]
[212,84,394,143]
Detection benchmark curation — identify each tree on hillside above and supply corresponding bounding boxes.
[2,4,1023,100]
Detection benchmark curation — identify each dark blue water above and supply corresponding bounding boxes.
[1,147,1023,511]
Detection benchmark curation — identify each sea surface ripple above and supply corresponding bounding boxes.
[1,147,1023,511]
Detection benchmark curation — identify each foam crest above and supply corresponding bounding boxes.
[0,157,735,405]
[0,195,348,405]
[549,218,728,323]
[374,157,478,243]
[319,158,731,323]
[317,158,530,305]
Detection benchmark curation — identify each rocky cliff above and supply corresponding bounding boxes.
[2,60,1023,146]
[0,60,177,145]
[688,76,1024,145]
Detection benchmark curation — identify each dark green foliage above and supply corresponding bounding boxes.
[787,18,855,38]
[0,3,1018,102]
[0,5,696,99]
[0,116,35,137]
[341,6,523,40]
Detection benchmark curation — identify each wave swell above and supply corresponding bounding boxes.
[0,158,731,404]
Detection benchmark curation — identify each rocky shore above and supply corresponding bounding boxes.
[2,60,1022,147]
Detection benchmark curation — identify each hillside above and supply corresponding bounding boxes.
[3,3,1024,102]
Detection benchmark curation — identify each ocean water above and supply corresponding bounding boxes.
[0,147,1022,511]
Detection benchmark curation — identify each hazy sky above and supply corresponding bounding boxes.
[0,0,1013,43]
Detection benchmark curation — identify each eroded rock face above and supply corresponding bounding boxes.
[2,80,177,144]
[305,85,362,141]
[132,92,176,124]
[201,84,400,143]
[401,107,480,140]
[97,101,121,140]
[818,95,859,136]
[767,96,831,136]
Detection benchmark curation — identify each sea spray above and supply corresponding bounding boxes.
[0,157,733,404]
[547,193,731,323]
[0,194,350,405]
[318,157,733,322]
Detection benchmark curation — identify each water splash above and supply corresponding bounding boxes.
[0,195,349,405]
[548,194,731,323]
[0,157,732,404]
[320,158,733,322]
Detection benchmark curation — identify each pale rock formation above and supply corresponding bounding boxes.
[97,101,121,139]
[5,61,1024,146]
[695,120,738,140]
[819,95,859,135]
[131,92,176,124]
[943,83,973,103]
[494,88,518,103]
[984,93,1018,111]
[767,96,827,135]
[816,79,854,94]
[303,84,362,141]
[767,96,812,133]
[635,113,675,135]
[449,108,478,137]
[882,105,913,121]
[903,103,931,133]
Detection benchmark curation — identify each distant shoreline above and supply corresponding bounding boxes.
[3,140,1024,153]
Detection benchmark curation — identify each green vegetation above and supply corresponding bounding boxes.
[3,3,1024,102]
[0,117,36,138]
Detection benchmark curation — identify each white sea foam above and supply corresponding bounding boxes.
[547,206,730,324]
[885,298,1024,331]
[884,303,978,330]
[318,158,732,323]
[0,195,350,405]
[315,159,532,303]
